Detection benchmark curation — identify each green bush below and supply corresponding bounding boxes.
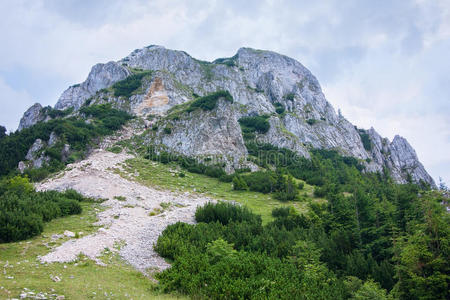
[219,174,235,182]
[306,118,317,125]
[195,202,259,225]
[284,93,295,101]
[232,175,248,191]
[271,207,291,218]
[358,131,372,151]
[0,177,89,242]
[238,115,270,134]
[63,189,86,201]
[155,203,346,299]
[154,222,195,260]
[274,175,298,201]
[204,166,226,178]
[241,171,275,193]
[213,56,238,67]
[186,90,233,112]
[46,107,74,119]
[313,186,327,198]
[274,102,285,114]
[111,71,152,98]
[107,146,122,153]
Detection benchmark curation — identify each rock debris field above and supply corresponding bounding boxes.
[37,148,212,273]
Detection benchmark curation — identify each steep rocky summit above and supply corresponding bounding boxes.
[19,45,435,186]
[18,103,46,131]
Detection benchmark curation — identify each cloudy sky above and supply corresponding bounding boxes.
[0,0,449,186]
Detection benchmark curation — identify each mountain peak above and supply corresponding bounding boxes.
[17,45,435,187]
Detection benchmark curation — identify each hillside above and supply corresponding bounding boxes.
[0,46,448,299]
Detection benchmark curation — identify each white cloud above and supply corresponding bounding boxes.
[0,77,35,132]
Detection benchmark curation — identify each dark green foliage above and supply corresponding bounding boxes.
[148,129,447,299]
[238,115,270,137]
[284,93,295,101]
[213,55,237,67]
[0,177,90,242]
[153,164,449,300]
[79,104,132,132]
[274,174,298,201]
[0,126,6,139]
[306,118,317,125]
[46,107,74,119]
[219,174,234,182]
[392,193,450,300]
[314,186,327,198]
[271,207,291,218]
[235,167,251,174]
[155,202,346,299]
[274,102,285,114]
[195,202,259,225]
[111,71,152,98]
[186,90,233,112]
[358,130,372,151]
[163,126,172,134]
[0,104,131,178]
[232,175,248,190]
[204,166,226,178]
[244,141,364,189]
[107,146,122,154]
[241,171,275,193]
[234,170,300,197]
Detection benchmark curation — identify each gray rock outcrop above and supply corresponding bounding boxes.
[388,135,434,185]
[18,103,45,131]
[151,99,249,172]
[25,138,45,161]
[55,61,131,110]
[20,138,50,170]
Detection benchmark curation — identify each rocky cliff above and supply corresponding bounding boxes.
[18,103,46,131]
[55,62,131,110]
[19,45,435,187]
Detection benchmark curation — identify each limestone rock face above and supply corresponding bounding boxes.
[25,139,45,161]
[388,136,435,185]
[151,99,248,172]
[45,45,435,186]
[18,103,45,131]
[55,61,130,110]
[365,128,435,186]
[48,131,59,146]
[21,138,50,170]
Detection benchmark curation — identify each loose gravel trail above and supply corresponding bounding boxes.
[36,129,212,273]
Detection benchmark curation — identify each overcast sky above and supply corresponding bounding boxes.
[0,0,449,186]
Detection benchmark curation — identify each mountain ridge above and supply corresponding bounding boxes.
[17,45,436,187]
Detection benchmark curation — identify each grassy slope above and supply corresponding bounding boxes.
[0,202,186,300]
[119,157,325,224]
[1,151,324,299]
